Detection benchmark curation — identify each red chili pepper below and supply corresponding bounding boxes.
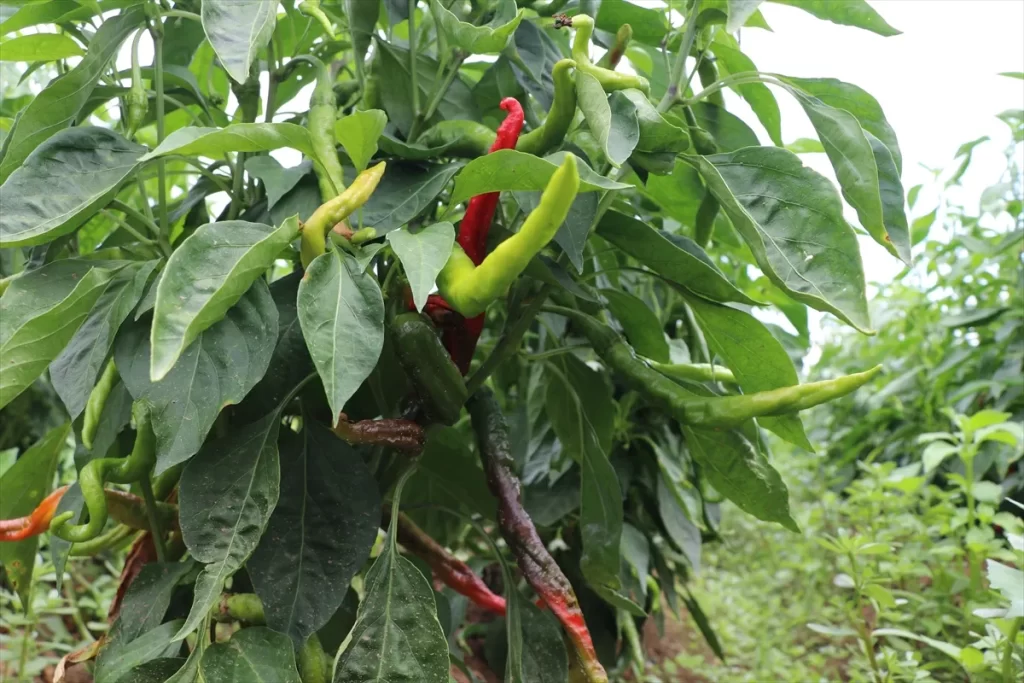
[0,485,69,541]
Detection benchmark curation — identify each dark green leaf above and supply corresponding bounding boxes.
[689,102,760,152]
[334,109,388,172]
[115,280,279,473]
[94,620,185,683]
[709,32,782,145]
[150,218,299,381]
[298,250,384,422]
[249,422,381,645]
[113,658,188,683]
[0,126,146,247]
[657,476,701,571]
[0,6,143,183]
[346,0,380,70]
[200,627,301,683]
[681,590,725,660]
[377,131,465,161]
[768,0,900,36]
[620,89,690,154]
[577,72,639,168]
[112,561,196,644]
[1,260,120,409]
[0,423,68,607]
[685,147,871,332]
[0,33,83,61]
[201,0,277,83]
[50,261,157,419]
[361,162,464,236]
[245,157,309,209]
[602,288,670,363]
[431,0,524,54]
[175,411,282,640]
[520,601,569,682]
[596,210,759,306]
[387,222,456,311]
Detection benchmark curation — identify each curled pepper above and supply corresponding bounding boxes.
[558,14,650,94]
[469,388,607,683]
[516,59,578,158]
[50,403,159,543]
[386,509,507,616]
[547,305,882,427]
[300,161,386,268]
[436,153,580,318]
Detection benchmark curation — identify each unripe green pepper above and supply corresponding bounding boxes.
[126,28,148,138]
[697,58,725,107]
[82,359,118,451]
[305,57,346,201]
[391,313,468,425]
[561,14,649,94]
[301,162,386,268]
[418,120,497,158]
[516,59,578,157]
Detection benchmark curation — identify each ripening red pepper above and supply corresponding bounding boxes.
[0,485,68,541]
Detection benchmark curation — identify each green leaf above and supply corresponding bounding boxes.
[684,147,871,333]
[50,261,157,419]
[201,0,277,83]
[115,280,279,473]
[377,131,465,161]
[596,210,759,306]
[709,32,782,146]
[200,627,301,683]
[577,72,639,168]
[431,0,524,55]
[248,422,381,645]
[335,472,449,682]
[684,425,797,531]
[681,294,811,450]
[620,89,691,154]
[387,221,455,311]
[865,131,911,263]
[93,620,185,683]
[768,0,900,37]
[786,137,825,154]
[0,260,118,409]
[297,250,385,423]
[0,33,83,61]
[111,561,196,644]
[175,411,282,641]
[689,102,760,151]
[448,150,630,208]
[657,475,701,571]
[334,109,387,172]
[0,6,143,183]
[361,161,464,236]
[150,217,300,382]
[245,157,309,209]
[141,124,321,167]
[602,289,670,363]
[0,423,68,608]
[520,601,569,682]
[595,0,669,47]
[1,1,84,36]
[0,126,146,248]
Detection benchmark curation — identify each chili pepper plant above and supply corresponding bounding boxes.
[0,0,911,680]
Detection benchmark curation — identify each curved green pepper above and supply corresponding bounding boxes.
[516,59,578,157]
[436,154,580,317]
[418,120,497,158]
[697,58,725,107]
[564,14,649,94]
[50,402,158,543]
[300,161,386,268]
[647,360,736,384]
[391,313,468,425]
[305,57,346,201]
[693,189,719,247]
[547,305,882,427]
[82,359,118,451]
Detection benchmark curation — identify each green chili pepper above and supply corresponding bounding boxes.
[436,154,580,318]
[528,0,570,16]
[516,59,578,157]
[391,313,468,425]
[82,359,118,451]
[297,634,331,683]
[646,360,736,384]
[305,57,346,201]
[333,80,361,109]
[299,0,335,38]
[545,305,882,427]
[50,402,158,543]
[418,119,497,158]
[300,161,386,268]
[694,189,719,247]
[697,58,725,107]
[596,25,632,70]
[563,14,650,94]
[358,74,382,111]
[682,105,718,155]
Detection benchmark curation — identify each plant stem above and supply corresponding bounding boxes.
[847,551,883,683]
[139,477,167,563]
[684,72,783,107]
[409,52,465,142]
[657,0,701,113]
[409,0,420,119]
[150,22,168,236]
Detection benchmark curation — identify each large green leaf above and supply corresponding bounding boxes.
[200,627,301,682]
[619,89,691,154]
[681,294,811,450]
[577,72,639,168]
[602,289,670,363]
[0,33,83,61]
[768,0,900,36]
[448,150,630,208]
[150,217,299,381]
[0,126,145,248]
[115,280,278,473]
[248,422,381,645]
[201,0,277,83]
[689,102,760,152]
[93,620,185,683]
[657,475,701,571]
[297,250,384,423]
[141,124,321,166]
[0,260,119,409]
[174,412,281,641]
[596,210,759,306]
[520,601,569,682]
[334,109,387,172]
[683,425,797,531]
[245,157,309,209]
[431,0,523,54]
[360,162,464,236]
[595,0,669,46]
[709,32,782,146]
[387,221,455,311]
[0,423,69,608]
[684,147,871,332]
[50,261,157,419]
[0,6,143,183]
[1,1,82,35]
[110,561,196,644]
[334,472,449,683]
